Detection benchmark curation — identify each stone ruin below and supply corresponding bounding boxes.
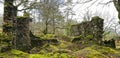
[101,39,115,48]
[115,38,120,48]
[12,16,58,52]
[70,16,104,43]
[70,16,120,48]
[12,17,32,51]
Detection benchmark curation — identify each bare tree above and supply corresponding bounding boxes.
[32,0,64,34]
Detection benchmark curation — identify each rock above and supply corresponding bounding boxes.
[1,46,11,53]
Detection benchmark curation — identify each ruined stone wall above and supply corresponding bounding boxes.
[91,16,104,41]
[13,17,32,51]
[70,16,104,41]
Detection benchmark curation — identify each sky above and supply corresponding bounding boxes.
[0,0,120,33]
[0,0,118,20]
[0,2,3,16]
[72,0,118,21]
[64,0,120,33]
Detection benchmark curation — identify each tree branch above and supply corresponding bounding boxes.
[17,2,36,11]
[99,1,113,5]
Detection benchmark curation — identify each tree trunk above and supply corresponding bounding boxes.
[3,0,32,52]
[3,0,14,36]
[52,13,55,34]
[44,18,48,34]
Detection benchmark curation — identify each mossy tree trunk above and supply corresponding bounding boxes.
[3,0,14,36]
[3,0,18,37]
[3,0,33,51]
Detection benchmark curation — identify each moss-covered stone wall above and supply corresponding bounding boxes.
[12,17,32,51]
[70,16,104,42]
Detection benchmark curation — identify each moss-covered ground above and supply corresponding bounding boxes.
[1,42,120,58]
[0,34,120,58]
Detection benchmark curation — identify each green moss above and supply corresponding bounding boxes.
[92,16,101,20]
[39,44,59,54]
[23,11,30,17]
[87,54,107,58]
[75,47,106,58]
[30,53,75,58]
[3,23,13,28]
[0,33,13,40]
[53,53,75,58]
[0,33,13,48]
[91,45,119,54]
[59,43,67,48]
[74,45,120,58]
[72,35,84,41]
[49,45,58,50]
[11,49,27,55]
[85,35,93,39]
[74,35,83,38]
[58,40,72,49]
[1,38,120,58]
[17,16,29,20]
[29,54,50,58]
[0,49,29,58]
[41,34,55,39]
